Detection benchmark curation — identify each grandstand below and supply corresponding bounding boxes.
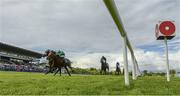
[0,42,45,72]
[0,42,42,61]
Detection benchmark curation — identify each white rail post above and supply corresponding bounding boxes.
[123,36,129,86]
[131,55,137,80]
[164,37,170,82]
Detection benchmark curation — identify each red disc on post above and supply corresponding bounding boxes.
[159,21,175,36]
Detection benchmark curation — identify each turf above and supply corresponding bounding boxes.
[0,71,180,95]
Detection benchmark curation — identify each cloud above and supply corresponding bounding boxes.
[69,49,180,72]
[137,37,180,53]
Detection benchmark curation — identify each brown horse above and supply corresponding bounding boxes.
[45,50,72,76]
[100,56,109,75]
[100,62,109,75]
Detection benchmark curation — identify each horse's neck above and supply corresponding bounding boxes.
[49,54,57,61]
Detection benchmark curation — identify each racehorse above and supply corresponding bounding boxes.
[100,59,109,75]
[44,50,72,76]
[115,62,121,75]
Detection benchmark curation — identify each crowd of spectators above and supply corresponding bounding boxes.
[0,61,47,73]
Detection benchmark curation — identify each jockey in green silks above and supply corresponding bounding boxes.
[56,50,65,58]
[56,50,67,64]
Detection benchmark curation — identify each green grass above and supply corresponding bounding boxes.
[0,71,180,95]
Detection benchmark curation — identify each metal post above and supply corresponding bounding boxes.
[123,36,129,86]
[131,55,137,80]
[164,37,170,82]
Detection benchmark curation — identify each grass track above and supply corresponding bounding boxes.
[0,71,180,95]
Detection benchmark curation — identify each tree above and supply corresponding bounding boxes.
[143,70,148,75]
[170,69,176,77]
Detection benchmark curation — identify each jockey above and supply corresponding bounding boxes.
[100,56,106,64]
[116,62,120,68]
[116,62,121,75]
[56,50,65,58]
[56,50,67,64]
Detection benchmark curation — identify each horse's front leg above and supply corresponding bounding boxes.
[45,68,51,75]
[50,61,55,72]
[44,66,50,75]
[54,67,59,76]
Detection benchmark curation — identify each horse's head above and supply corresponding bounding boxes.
[42,49,50,57]
[47,51,56,59]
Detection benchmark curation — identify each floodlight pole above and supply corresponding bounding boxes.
[123,36,129,86]
[164,37,170,82]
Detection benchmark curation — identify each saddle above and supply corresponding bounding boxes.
[56,56,69,64]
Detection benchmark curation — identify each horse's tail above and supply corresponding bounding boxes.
[65,58,73,71]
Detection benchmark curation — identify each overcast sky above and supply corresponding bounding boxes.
[0,0,180,71]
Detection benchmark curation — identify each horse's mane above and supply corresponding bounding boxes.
[51,50,56,54]
[47,50,57,60]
